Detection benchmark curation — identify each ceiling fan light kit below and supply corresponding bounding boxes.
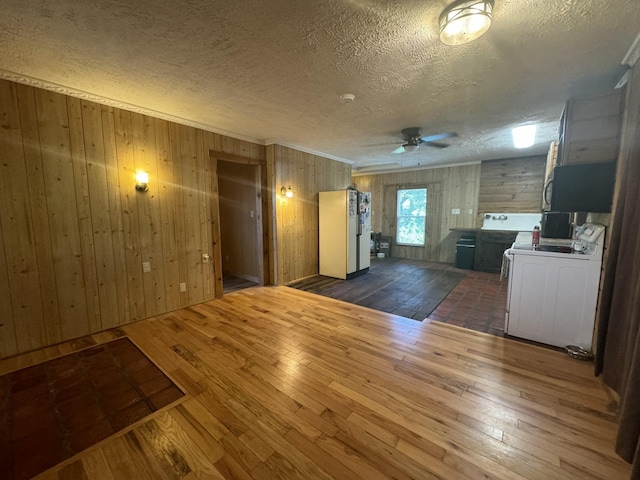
[439,0,494,46]
[392,127,459,154]
[402,143,419,153]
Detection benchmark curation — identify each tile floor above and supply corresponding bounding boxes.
[0,337,184,480]
[427,270,508,337]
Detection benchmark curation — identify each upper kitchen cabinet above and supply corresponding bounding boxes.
[557,89,625,166]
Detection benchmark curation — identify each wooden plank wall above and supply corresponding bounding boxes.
[476,155,546,227]
[561,90,624,165]
[353,164,481,263]
[0,79,265,359]
[268,145,352,285]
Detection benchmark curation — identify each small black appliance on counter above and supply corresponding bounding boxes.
[541,212,572,239]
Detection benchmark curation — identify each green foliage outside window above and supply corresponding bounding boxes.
[396,188,427,246]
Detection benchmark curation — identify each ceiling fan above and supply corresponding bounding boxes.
[392,127,458,154]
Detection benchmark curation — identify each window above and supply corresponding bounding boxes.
[396,188,427,246]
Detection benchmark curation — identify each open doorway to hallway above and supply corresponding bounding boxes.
[217,160,263,294]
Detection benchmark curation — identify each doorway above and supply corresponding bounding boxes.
[217,160,264,293]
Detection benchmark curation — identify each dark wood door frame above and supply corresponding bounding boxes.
[209,150,273,297]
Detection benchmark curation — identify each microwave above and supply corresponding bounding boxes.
[549,162,616,213]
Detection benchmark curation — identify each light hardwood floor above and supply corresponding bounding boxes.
[2,287,630,479]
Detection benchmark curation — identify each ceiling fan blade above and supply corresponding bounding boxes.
[420,132,458,142]
[391,145,405,154]
[365,141,401,148]
[423,141,450,149]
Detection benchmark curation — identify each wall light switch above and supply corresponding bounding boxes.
[179,282,187,292]
[452,208,461,215]
[202,253,210,263]
[142,261,151,273]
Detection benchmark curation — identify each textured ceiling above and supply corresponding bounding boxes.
[1,0,639,173]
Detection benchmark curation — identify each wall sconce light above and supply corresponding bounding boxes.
[281,186,293,198]
[135,171,149,192]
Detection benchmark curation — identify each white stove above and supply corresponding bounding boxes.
[507,224,604,260]
[503,223,605,350]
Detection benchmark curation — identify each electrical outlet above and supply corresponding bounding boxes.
[250,210,254,218]
[179,282,187,292]
[468,209,473,215]
[452,208,461,215]
[142,261,151,273]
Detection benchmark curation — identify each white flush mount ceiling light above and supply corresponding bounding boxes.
[512,124,537,148]
[340,93,356,103]
[439,0,494,46]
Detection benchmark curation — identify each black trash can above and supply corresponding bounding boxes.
[455,235,476,270]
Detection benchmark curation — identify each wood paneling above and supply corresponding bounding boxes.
[477,155,546,227]
[268,145,352,285]
[0,81,45,356]
[354,164,481,263]
[0,75,551,358]
[0,78,265,359]
[0,287,630,479]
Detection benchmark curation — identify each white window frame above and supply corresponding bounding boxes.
[396,187,427,247]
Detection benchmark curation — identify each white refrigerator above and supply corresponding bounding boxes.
[319,189,371,279]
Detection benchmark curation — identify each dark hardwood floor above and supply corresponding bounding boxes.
[287,257,466,321]
[287,257,511,337]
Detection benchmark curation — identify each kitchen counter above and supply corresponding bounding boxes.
[450,227,528,233]
[451,228,521,273]
[451,213,543,273]
[475,231,518,273]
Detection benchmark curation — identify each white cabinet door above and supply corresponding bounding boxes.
[506,254,600,349]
